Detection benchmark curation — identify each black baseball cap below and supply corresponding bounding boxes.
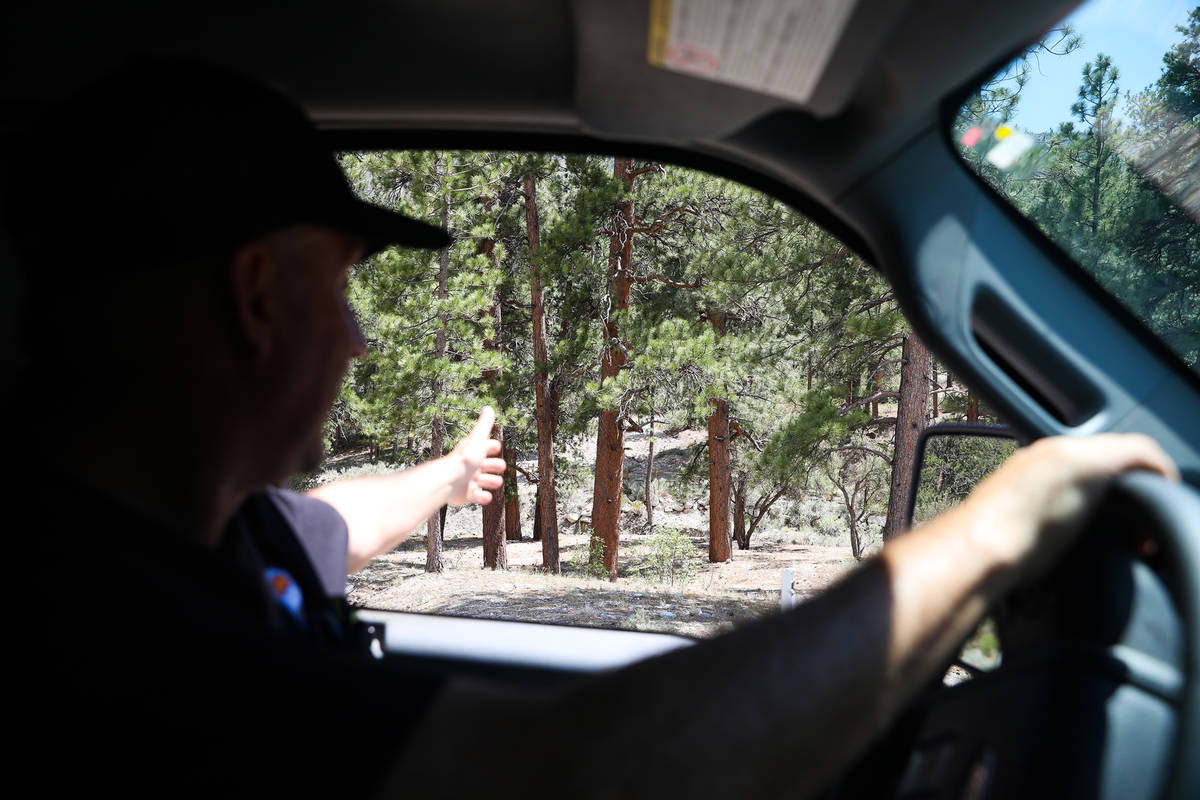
[3,57,449,285]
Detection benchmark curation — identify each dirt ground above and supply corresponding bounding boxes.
[348,532,858,638]
[336,428,873,639]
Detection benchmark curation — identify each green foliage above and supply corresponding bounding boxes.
[761,390,859,484]
[331,148,914,573]
[640,528,700,586]
[554,452,593,496]
[960,617,1003,671]
[913,435,1017,525]
[572,534,610,580]
[333,151,504,456]
[1159,8,1200,121]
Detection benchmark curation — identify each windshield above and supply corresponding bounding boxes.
[952,0,1199,375]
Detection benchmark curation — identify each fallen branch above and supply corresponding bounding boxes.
[512,464,539,484]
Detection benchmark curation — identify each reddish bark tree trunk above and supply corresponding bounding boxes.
[503,438,522,541]
[590,157,636,580]
[482,470,506,568]
[532,368,565,546]
[967,395,979,423]
[882,332,930,542]
[525,173,559,573]
[708,397,732,562]
[480,233,506,570]
[706,311,732,562]
[645,388,656,532]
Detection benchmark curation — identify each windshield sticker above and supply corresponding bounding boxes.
[647,0,858,105]
[985,125,1035,170]
[960,126,984,148]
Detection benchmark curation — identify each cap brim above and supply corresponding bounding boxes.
[328,198,452,254]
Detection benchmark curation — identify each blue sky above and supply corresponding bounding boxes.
[1007,0,1194,133]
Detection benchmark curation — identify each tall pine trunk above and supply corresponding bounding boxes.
[426,157,450,573]
[426,416,445,572]
[503,438,522,541]
[708,397,733,562]
[707,311,732,562]
[480,233,506,570]
[525,173,559,573]
[732,473,748,550]
[591,157,636,580]
[644,387,655,531]
[882,332,930,541]
[481,425,507,569]
[534,367,564,545]
[930,355,939,418]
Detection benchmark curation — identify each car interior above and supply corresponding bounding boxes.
[2,1,1198,797]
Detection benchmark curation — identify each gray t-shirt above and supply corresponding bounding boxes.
[265,486,349,598]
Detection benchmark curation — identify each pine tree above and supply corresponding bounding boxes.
[881,332,930,541]
[337,150,503,570]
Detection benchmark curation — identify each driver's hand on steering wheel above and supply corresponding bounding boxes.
[955,433,1179,580]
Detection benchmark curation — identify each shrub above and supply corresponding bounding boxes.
[642,527,700,586]
[554,451,593,495]
[571,534,610,580]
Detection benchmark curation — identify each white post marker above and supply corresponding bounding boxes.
[780,568,796,612]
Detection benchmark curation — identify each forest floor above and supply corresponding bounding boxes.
[323,428,881,639]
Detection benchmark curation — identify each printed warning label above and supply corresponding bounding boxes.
[647,0,857,106]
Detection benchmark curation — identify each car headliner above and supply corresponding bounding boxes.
[1,0,1081,207]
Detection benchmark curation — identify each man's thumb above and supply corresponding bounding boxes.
[469,406,496,442]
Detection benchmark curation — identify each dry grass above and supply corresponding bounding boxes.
[349,526,858,638]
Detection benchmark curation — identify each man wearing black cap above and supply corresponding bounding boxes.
[5,57,506,597]
[5,60,1179,798]
[6,59,510,794]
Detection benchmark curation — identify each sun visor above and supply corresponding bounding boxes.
[574,0,907,141]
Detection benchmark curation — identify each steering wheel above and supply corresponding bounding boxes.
[1111,472,1200,800]
[824,472,1200,800]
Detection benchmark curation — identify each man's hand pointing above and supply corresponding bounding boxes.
[446,406,507,506]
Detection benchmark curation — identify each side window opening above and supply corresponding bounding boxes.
[952,0,1199,376]
[291,150,1003,642]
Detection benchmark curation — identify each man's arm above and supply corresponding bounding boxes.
[379,434,1178,799]
[307,408,505,574]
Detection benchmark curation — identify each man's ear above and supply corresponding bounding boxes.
[227,240,278,360]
